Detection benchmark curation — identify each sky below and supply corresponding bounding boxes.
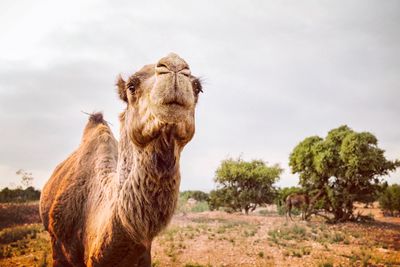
[0,0,399,191]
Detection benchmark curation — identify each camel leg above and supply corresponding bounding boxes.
[305,209,309,220]
[288,207,294,221]
[51,237,73,267]
[285,207,290,221]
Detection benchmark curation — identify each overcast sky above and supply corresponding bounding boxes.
[0,0,399,191]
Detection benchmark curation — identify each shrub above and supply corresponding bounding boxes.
[379,184,400,216]
[190,201,209,212]
[180,191,209,202]
[0,224,43,244]
[0,186,41,203]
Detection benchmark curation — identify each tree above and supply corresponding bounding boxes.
[208,157,282,214]
[180,190,209,202]
[379,184,400,216]
[289,125,399,222]
[16,169,34,189]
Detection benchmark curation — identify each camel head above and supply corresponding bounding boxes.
[117,53,202,147]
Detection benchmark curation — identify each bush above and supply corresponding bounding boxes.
[0,187,41,203]
[175,198,210,214]
[180,191,209,202]
[379,184,400,216]
[190,201,209,212]
[0,224,43,244]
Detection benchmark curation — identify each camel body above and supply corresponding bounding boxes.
[285,193,310,221]
[40,54,202,267]
[285,190,325,221]
[40,115,161,266]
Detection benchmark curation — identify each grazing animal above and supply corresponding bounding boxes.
[285,189,325,221]
[285,193,310,221]
[39,53,203,267]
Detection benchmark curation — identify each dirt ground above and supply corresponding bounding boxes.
[151,209,400,267]
[1,204,399,267]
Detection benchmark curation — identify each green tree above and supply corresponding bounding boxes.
[209,157,282,214]
[289,125,399,222]
[180,190,209,202]
[379,184,400,216]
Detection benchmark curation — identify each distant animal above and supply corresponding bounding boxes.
[285,193,310,221]
[39,53,203,267]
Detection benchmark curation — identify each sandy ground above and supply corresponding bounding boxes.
[1,203,399,267]
[151,209,400,267]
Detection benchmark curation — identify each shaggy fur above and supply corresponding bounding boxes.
[40,53,202,267]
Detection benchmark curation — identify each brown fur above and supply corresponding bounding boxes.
[40,53,202,267]
[285,193,310,221]
[285,190,324,221]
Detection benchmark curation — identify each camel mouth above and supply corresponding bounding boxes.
[163,100,186,108]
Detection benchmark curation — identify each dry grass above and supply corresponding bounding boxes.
[0,203,41,230]
[1,205,400,266]
[150,211,400,267]
[0,224,51,267]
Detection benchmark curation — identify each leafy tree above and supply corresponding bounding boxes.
[180,190,209,202]
[289,125,400,222]
[379,184,400,216]
[208,157,282,214]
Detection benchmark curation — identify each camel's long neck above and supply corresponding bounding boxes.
[115,124,181,244]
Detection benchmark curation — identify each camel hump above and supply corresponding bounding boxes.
[81,112,115,143]
[89,112,105,124]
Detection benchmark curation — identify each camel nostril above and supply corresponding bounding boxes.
[179,68,191,77]
[155,64,170,75]
[156,63,168,69]
[156,53,190,74]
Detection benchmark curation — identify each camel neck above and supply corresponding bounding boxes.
[115,125,181,244]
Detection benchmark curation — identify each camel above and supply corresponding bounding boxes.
[285,193,310,221]
[285,190,324,221]
[39,53,203,267]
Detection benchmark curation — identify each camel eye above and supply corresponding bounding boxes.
[127,76,140,94]
[192,78,203,95]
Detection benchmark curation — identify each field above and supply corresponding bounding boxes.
[0,203,399,267]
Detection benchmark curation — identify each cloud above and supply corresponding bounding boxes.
[0,0,399,189]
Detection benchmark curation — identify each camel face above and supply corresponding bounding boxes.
[151,53,196,123]
[118,53,202,146]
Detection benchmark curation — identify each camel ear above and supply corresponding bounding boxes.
[116,75,127,103]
